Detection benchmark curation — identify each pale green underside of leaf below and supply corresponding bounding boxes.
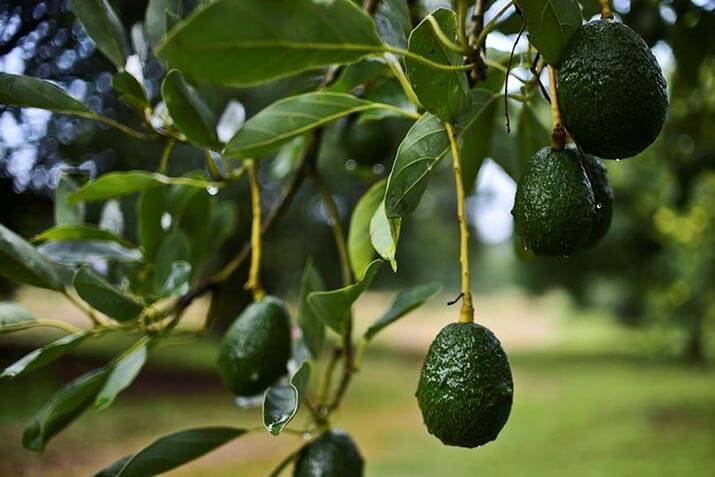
[96,341,149,409]
[0,302,36,333]
[370,202,401,271]
[71,171,216,202]
[349,180,387,279]
[33,224,135,248]
[262,362,311,436]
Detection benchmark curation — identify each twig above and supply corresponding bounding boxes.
[504,21,526,133]
[548,66,566,150]
[244,159,266,301]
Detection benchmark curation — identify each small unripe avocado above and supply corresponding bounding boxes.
[293,430,364,477]
[557,20,668,159]
[217,296,291,396]
[581,154,614,247]
[512,147,596,256]
[416,322,513,448]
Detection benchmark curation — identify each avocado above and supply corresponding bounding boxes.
[293,430,364,477]
[217,296,291,396]
[416,322,513,448]
[581,154,614,247]
[557,20,668,159]
[344,119,394,166]
[512,147,596,256]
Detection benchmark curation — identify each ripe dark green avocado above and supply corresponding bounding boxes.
[557,20,668,159]
[217,296,291,396]
[416,322,513,448]
[581,154,614,247]
[293,430,364,477]
[512,147,596,256]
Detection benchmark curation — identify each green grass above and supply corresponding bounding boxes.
[1,311,713,476]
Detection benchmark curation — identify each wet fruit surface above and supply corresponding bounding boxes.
[293,430,365,477]
[416,322,513,448]
[581,154,614,247]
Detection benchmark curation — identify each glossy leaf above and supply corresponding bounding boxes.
[0,73,92,115]
[96,341,149,409]
[0,222,63,291]
[156,0,383,87]
[1,332,91,378]
[156,260,192,298]
[162,70,220,148]
[375,0,412,49]
[153,229,191,293]
[33,224,134,248]
[71,171,214,202]
[94,427,246,477]
[70,0,130,70]
[145,0,182,47]
[112,72,149,109]
[405,8,470,121]
[262,361,311,436]
[0,302,36,333]
[370,203,401,272]
[73,268,144,322]
[38,241,142,265]
[55,171,87,225]
[226,93,408,159]
[137,187,167,260]
[100,200,124,235]
[360,77,415,122]
[308,260,382,335]
[348,180,386,279]
[364,282,442,341]
[460,99,498,192]
[325,60,389,94]
[23,368,109,451]
[297,259,325,359]
[517,0,582,65]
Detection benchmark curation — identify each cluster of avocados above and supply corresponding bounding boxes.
[513,18,668,257]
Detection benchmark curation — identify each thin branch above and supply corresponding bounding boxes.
[244,159,266,301]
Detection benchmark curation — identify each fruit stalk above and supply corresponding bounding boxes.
[445,123,475,323]
[245,159,266,301]
[599,0,613,19]
[547,66,566,150]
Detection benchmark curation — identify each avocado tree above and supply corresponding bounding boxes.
[0,0,667,474]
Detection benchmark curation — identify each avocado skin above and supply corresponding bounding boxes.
[293,430,364,477]
[512,147,596,256]
[416,322,513,448]
[557,20,668,159]
[581,154,614,247]
[217,296,291,396]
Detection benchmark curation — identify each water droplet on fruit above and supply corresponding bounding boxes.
[207,186,219,196]
[596,202,603,210]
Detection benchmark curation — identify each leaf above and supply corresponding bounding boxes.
[33,224,134,248]
[0,73,92,115]
[145,0,183,47]
[375,0,412,49]
[112,72,149,109]
[156,0,383,87]
[262,361,311,436]
[0,302,36,333]
[324,60,389,94]
[370,203,401,272]
[384,89,497,219]
[71,171,214,202]
[0,222,63,290]
[308,260,382,335]
[359,77,415,122]
[23,368,109,451]
[226,92,407,159]
[348,180,386,279]
[297,259,325,359]
[38,241,141,265]
[55,171,88,226]
[153,229,191,293]
[161,70,220,148]
[95,341,149,410]
[100,200,124,236]
[137,187,167,260]
[73,268,144,322]
[94,427,246,477]
[156,261,192,298]
[405,8,470,122]
[460,99,498,193]
[517,0,582,65]
[70,0,130,70]
[364,282,441,341]
[1,332,91,378]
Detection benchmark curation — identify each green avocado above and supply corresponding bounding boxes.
[512,147,596,256]
[557,20,668,159]
[344,119,394,166]
[581,154,614,247]
[416,322,513,448]
[293,430,364,477]
[217,296,291,396]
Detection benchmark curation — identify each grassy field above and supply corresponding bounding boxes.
[0,290,713,476]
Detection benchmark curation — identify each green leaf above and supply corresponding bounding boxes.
[0,72,92,115]
[55,171,88,226]
[162,70,220,148]
[405,8,470,122]
[384,90,497,219]
[153,229,191,293]
[94,427,246,477]
[2,332,91,378]
[324,60,389,94]
[156,0,383,87]
[0,222,63,290]
[96,340,149,410]
[73,268,144,322]
[375,0,412,49]
[71,171,215,202]
[308,260,382,335]
[38,241,142,265]
[359,78,415,122]
[517,0,582,65]
[297,259,325,359]
[100,200,124,235]
[460,99,498,193]
[112,72,149,109]
[364,282,441,341]
[70,0,130,70]
[23,368,109,451]
[0,302,36,333]
[226,92,408,159]
[156,261,192,298]
[370,203,401,272]
[137,187,167,260]
[145,0,183,47]
[349,180,386,279]
[33,224,134,248]
[262,361,311,436]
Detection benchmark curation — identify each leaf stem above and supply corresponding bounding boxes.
[31,319,83,334]
[385,58,421,108]
[547,66,566,150]
[599,0,614,19]
[427,15,468,54]
[158,138,176,174]
[445,123,474,323]
[244,159,266,301]
[382,46,474,72]
[456,0,470,50]
[63,289,102,326]
[92,114,157,141]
